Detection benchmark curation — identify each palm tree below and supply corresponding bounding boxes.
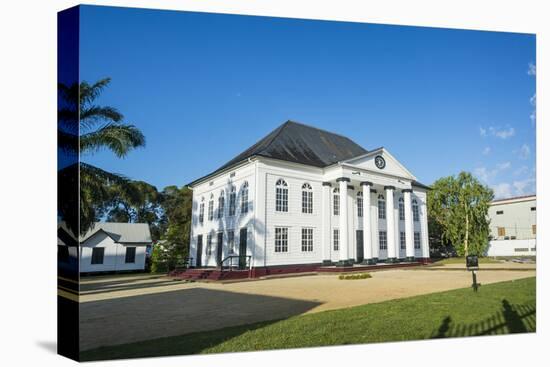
[58,78,145,234]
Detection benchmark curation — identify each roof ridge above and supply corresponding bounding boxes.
[257,120,292,155]
[285,119,364,143]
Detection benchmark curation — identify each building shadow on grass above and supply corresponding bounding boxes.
[430,299,535,338]
[79,287,321,360]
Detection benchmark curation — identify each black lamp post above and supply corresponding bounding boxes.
[466,255,480,292]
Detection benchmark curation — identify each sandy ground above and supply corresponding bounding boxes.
[79,267,535,351]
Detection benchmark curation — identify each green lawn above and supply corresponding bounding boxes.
[81,277,536,361]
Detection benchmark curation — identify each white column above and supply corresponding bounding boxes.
[420,197,430,262]
[338,178,350,265]
[371,188,380,262]
[361,182,373,264]
[403,189,415,261]
[321,182,332,265]
[385,186,397,262]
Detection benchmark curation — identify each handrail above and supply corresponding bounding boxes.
[220,255,251,272]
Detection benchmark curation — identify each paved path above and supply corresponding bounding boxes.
[80,268,535,351]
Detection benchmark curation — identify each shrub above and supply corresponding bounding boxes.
[338,272,372,280]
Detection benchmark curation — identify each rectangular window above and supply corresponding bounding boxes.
[199,203,205,224]
[400,231,406,250]
[498,227,506,237]
[229,192,236,216]
[532,225,536,235]
[206,234,213,255]
[412,204,420,222]
[125,247,136,263]
[531,207,536,211]
[399,202,405,221]
[275,227,289,252]
[333,194,340,216]
[218,196,225,218]
[379,231,387,250]
[414,232,421,249]
[208,200,214,221]
[357,196,363,217]
[91,247,105,265]
[228,230,235,254]
[241,190,248,213]
[515,248,529,252]
[301,228,314,252]
[378,200,386,220]
[302,191,313,214]
[496,210,504,215]
[276,185,288,212]
[333,229,339,251]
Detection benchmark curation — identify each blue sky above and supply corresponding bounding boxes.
[79,5,536,199]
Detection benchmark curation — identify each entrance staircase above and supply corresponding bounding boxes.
[171,268,250,281]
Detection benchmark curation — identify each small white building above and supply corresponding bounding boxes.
[187,121,430,272]
[80,222,152,273]
[486,195,537,257]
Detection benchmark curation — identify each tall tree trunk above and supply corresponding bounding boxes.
[464,202,469,256]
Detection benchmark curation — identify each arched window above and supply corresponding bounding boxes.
[333,187,340,216]
[275,179,288,212]
[378,194,386,219]
[412,199,420,222]
[217,190,225,218]
[208,194,214,221]
[241,181,249,213]
[199,197,205,224]
[228,185,236,216]
[357,191,363,217]
[302,183,313,214]
[398,197,405,221]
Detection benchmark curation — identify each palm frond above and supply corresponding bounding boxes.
[79,78,111,106]
[80,105,124,131]
[80,123,146,157]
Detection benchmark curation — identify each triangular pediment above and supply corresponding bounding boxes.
[341,148,416,180]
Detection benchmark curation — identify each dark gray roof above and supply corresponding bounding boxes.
[412,180,431,190]
[80,222,152,244]
[189,120,368,186]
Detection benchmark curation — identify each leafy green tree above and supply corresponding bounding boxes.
[427,172,494,256]
[104,180,164,240]
[58,78,145,234]
[149,185,193,272]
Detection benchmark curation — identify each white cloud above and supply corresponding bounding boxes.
[482,147,491,155]
[528,62,536,76]
[513,165,529,176]
[479,125,516,139]
[492,183,513,199]
[488,126,515,139]
[530,93,536,125]
[518,144,530,159]
[474,162,512,184]
[496,162,511,171]
[513,178,536,196]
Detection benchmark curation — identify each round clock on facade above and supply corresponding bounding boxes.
[374,155,386,169]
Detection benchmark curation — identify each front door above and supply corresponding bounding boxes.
[196,235,203,268]
[239,228,247,269]
[216,232,223,266]
[356,230,364,263]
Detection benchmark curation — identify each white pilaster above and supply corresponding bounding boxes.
[403,189,415,261]
[371,189,380,262]
[338,178,350,265]
[420,198,430,261]
[385,186,397,262]
[321,182,332,264]
[361,182,373,264]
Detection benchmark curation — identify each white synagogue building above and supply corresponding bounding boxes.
[187,121,430,273]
